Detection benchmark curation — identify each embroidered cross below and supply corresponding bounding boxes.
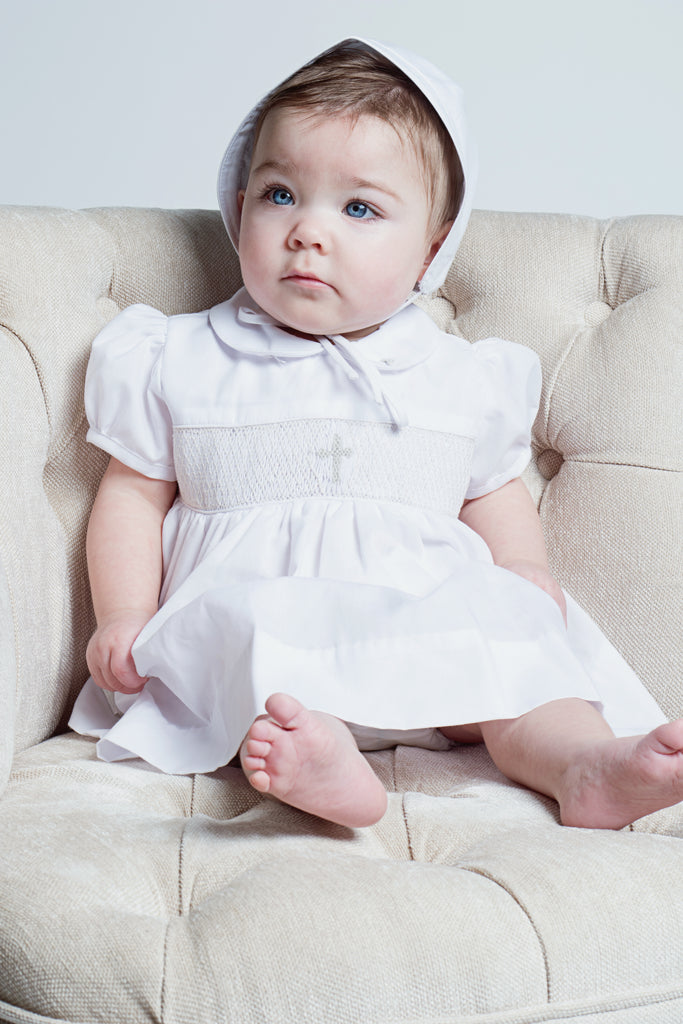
[317,434,353,483]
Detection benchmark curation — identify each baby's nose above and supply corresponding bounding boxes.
[287,214,327,252]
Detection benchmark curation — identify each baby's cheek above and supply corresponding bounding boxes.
[371,267,419,310]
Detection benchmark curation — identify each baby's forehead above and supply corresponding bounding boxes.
[251,106,428,179]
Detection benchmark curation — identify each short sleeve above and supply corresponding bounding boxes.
[465,338,541,500]
[84,304,176,481]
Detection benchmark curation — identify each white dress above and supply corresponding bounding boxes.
[69,291,666,773]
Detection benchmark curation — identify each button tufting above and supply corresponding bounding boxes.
[536,449,564,480]
[584,301,612,327]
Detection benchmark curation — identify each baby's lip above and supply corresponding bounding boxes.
[283,270,331,287]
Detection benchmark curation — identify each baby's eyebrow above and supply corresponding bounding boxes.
[251,158,297,178]
[347,177,402,202]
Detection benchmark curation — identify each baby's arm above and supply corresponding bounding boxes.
[86,457,177,693]
[460,478,567,624]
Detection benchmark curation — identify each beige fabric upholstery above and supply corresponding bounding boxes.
[0,206,681,1023]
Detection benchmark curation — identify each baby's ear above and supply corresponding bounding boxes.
[418,221,453,281]
[428,221,454,263]
[237,190,246,218]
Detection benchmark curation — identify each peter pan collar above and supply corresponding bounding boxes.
[207,291,442,428]
[208,290,440,371]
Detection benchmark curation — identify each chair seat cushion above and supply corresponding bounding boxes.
[2,733,682,1023]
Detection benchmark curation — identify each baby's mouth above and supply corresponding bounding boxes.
[284,271,332,289]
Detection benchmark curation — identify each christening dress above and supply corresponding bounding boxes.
[68,291,666,773]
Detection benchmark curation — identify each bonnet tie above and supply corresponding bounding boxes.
[236,306,408,428]
[321,336,408,428]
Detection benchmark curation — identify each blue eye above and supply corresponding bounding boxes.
[270,188,293,205]
[345,201,374,219]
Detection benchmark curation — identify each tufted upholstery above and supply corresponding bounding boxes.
[0,206,681,1023]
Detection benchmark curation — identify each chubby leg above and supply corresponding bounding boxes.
[240,693,388,828]
[457,698,683,829]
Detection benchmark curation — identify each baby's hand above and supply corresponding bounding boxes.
[501,559,568,627]
[86,610,152,694]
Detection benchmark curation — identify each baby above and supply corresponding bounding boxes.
[71,38,683,830]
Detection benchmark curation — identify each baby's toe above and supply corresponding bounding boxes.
[264,692,306,728]
[246,737,271,759]
[248,716,278,744]
[247,769,272,794]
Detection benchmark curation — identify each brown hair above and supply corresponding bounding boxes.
[252,41,463,237]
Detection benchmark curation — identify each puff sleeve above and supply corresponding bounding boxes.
[84,304,176,481]
[465,338,541,500]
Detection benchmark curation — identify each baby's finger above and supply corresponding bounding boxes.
[110,647,148,694]
[86,639,118,692]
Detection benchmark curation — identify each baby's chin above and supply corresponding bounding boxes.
[247,288,390,341]
[277,317,383,342]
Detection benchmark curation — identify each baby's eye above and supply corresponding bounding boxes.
[269,188,294,206]
[345,201,376,219]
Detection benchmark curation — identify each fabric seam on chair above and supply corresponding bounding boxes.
[0,323,52,434]
[461,865,551,1003]
[464,985,683,1023]
[43,410,93,471]
[159,775,195,1022]
[178,773,196,914]
[160,901,173,1020]
[536,321,582,463]
[560,459,680,473]
[177,778,193,915]
[401,793,416,861]
[389,985,683,1023]
[2,987,681,1024]
[599,218,617,309]
[536,219,613,458]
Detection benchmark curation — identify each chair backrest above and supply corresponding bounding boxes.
[1,206,680,788]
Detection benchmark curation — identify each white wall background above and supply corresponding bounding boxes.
[2,0,681,218]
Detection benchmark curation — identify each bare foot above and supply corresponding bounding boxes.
[558,720,683,829]
[240,693,388,827]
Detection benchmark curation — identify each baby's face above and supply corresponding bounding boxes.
[237,108,445,340]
